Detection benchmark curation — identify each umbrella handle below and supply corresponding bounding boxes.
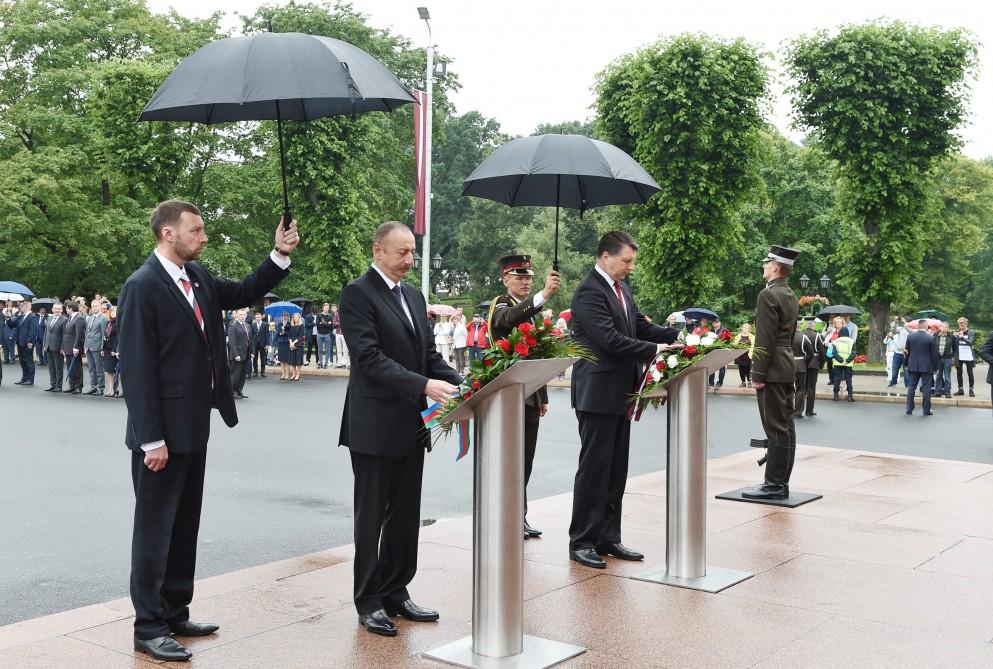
[276,107,292,231]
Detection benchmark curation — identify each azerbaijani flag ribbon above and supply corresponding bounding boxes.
[421,402,444,429]
[456,419,471,461]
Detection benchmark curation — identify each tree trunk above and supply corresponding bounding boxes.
[101,179,111,207]
[868,299,889,364]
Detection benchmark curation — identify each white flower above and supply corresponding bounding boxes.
[651,367,661,382]
[685,334,701,346]
[701,333,717,346]
[667,355,679,368]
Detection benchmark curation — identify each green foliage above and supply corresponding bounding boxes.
[593,34,769,315]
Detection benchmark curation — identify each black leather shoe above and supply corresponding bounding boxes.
[44,386,54,392]
[169,620,219,637]
[741,483,789,500]
[359,609,397,636]
[969,389,976,397]
[954,389,964,396]
[924,411,934,416]
[595,543,644,561]
[52,387,62,393]
[384,599,439,622]
[70,388,82,394]
[134,635,192,661]
[906,410,913,415]
[86,388,99,395]
[795,414,804,419]
[569,548,606,569]
[523,520,542,538]
[805,412,816,416]
[847,395,855,402]
[14,380,25,385]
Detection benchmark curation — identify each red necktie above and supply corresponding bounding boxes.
[614,282,625,310]
[179,278,204,335]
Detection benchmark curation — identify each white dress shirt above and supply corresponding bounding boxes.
[371,264,414,329]
[594,263,624,311]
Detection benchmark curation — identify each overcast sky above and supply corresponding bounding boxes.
[147,0,992,159]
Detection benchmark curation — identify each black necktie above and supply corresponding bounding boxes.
[392,285,412,328]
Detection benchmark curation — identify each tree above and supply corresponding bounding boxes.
[786,21,978,361]
[593,34,769,316]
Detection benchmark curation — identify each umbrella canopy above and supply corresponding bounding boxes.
[428,304,457,316]
[0,281,33,297]
[288,297,312,305]
[476,300,492,311]
[264,301,303,320]
[558,308,572,322]
[140,30,416,226]
[0,292,25,302]
[263,292,281,300]
[817,304,862,320]
[682,307,719,322]
[31,298,58,312]
[909,309,950,322]
[462,134,661,269]
[906,318,943,331]
[666,310,686,324]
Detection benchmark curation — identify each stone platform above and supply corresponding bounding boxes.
[3,445,993,668]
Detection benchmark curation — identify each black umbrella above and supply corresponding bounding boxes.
[462,134,661,269]
[909,309,950,322]
[140,29,416,227]
[288,297,312,305]
[31,298,58,312]
[817,304,861,320]
[683,307,719,322]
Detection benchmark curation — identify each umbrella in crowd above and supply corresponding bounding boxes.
[428,304,457,316]
[0,292,24,302]
[666,310,686,324]
[476,300,492,311]
[906,318,943,330]
[263,292,281,301]
[30,298,58,312]
[0,280,33,297]
[558,308,572,322]
[288,297,312,306]
[909,309,950,322]
[139,29,416,227]
[264,301,303,320]
[682,307,719,322]
[462,134,661,270]
[817,304,861,320]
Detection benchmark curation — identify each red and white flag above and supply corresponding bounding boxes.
[412,89,429,236]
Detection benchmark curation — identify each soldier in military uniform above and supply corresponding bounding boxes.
[800,316,824,417]
[792,321,807,419]
[743,245,800,500]
[487,254,560,538]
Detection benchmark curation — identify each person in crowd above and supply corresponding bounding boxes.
[905,318,939,416]
[569,231,681,566]
[734,322,753,387]
[45,302,68,392]
[250,311,269,377]
[276,311,291,381]
[466,313,488,361]
[883,329,897,380]
[287,312,306,381]
[267,320,277,366]
[227,308,252,398]
[792,321,809,419]
[332,303,349,368]
[339,221,462,638]
[433,314,453,364]
[2,307,15,364]
[933,321,955,399]
[843,314,858,345]
[102,306,122,397]
[953,317,976,397]
[84,298,108,395]
[799,316,824,416]
[61,301,86,393]
[829,325,857,402]
[116,199,296,661]
[742,245,801,501]
[451,308,468,375]
[823,316,844,387]
[887,316,911,387]
[6,300,39,385]
[488,254,561,539]
[709,319,731,388]
[316,302,334,369]
[978,330,993,417]
[304,306,318,366]
[35,306,48,365]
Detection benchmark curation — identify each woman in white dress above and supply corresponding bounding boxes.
[434,315,454,365]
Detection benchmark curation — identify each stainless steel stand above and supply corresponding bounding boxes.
[425,359,585,669]
[633,351,753,593]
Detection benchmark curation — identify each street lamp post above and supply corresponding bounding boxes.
[418,7,433,301]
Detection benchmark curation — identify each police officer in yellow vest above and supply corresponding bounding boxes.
[744,245,800,500]
[487,255,560,538]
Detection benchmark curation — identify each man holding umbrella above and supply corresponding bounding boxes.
[742,245,800,501]
[487,254,561,539]
[6,300,38,385]
[118,200,298,661]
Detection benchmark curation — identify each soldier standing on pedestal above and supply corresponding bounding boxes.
[743,245,800,500]
[487,255,560,539]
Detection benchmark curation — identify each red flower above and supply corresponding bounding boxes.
[692,326,710,335]
[551,328,562,336]
[525,335,538,346]
[496,339,511,353]
[543,318,553,326]
[483,358,494,367]
[656,360,667,372]
[462,391,473,400]
[518,322,532,335]
[472,379,481,390]
[682,345,698,357]
[719,329,732,342]
[514,342,530,357]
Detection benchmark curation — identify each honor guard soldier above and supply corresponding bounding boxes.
[798,316,823,417]
[487,254,561,538]
[744,245,800,500]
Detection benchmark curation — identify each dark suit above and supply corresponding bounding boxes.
[568,269,679,551]
[46,314,68,388]
[905,330,939,414]
[250,318,269,375]
[117,252,288,640]
[227,319,251,395]
[488,293,550,517]
[800,326,823,415]
[339,267,461,614]
[61,312,86,390]
[978,332,993,416]
[7,311,39,383]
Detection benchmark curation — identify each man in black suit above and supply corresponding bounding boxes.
[117,199,298,661]
[905,319,939,416]
[7,301,39,385]
[250,311,269,377]
[45,302,68,391]
[61,301,86,393]
[227,308,251,399]
[568,231,681,569]
[339,221,462,637]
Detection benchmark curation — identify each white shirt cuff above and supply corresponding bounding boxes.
[140,440,165,452]
[533,292,547,308]
[270,250,291,270]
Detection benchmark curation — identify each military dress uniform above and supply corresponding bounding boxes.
[744,246,800,500]
[792,326,807,419]
[487,255,551,539]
